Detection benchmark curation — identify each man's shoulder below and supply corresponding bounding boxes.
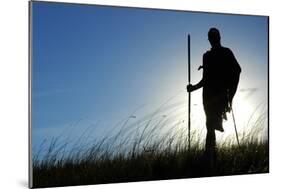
[204,47,232,54]
[203,47,234,59]
[203,50,211,58]
[221,47,233,54]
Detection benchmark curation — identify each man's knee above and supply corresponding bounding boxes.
[206,115,223,132]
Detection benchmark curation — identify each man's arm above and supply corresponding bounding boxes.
[187,53,207,93]
[227,48,241,104]
[187,79,203,92]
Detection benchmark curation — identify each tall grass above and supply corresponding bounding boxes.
[32,102,268,188]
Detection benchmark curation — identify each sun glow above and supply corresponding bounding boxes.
[159,85,268,147]
[216,95,256,142]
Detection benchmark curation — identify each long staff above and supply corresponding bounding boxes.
[187,34,191,151]
[231,105,240,148]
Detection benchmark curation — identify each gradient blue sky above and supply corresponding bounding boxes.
[31,2,268,148]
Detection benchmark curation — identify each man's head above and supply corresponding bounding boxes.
[208,27,221,47]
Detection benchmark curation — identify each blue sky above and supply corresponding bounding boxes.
[31,2,268,149]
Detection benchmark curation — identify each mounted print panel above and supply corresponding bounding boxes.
[29,1,269,188]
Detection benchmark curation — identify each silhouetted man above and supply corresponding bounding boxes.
[187,28,241,161]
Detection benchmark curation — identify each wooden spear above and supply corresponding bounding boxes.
[188,34,191,151]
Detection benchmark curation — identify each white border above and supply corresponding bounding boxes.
[0,0,280,189]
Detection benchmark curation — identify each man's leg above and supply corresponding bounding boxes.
[205,120,217,171]
[206,128,216,151]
